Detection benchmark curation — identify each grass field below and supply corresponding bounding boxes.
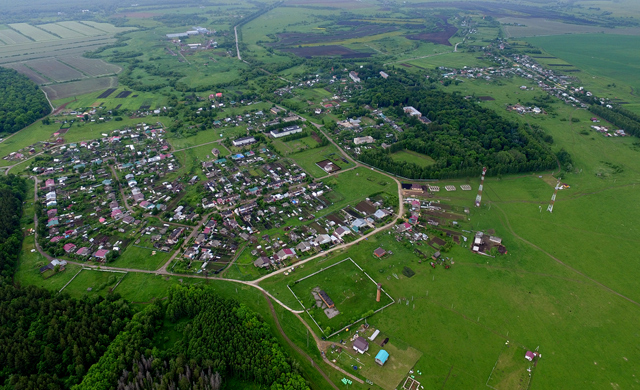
[112,244,173,271]
[390,150,435,167]
[288,144,354,177]
[526,34,640,113]
[61,269,125,296]
[290,258,393,334]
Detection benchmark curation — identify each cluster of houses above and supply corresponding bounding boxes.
[35,123,181,261]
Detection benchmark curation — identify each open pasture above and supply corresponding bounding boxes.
[9,23,58,41]
[288,144,354,177]
[61,268,126,296]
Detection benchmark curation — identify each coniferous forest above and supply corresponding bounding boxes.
[0,68,51,134]
[351,67,559,179]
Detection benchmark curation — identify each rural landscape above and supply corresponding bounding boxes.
[1,0,640,389]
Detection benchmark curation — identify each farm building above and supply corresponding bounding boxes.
[373,247,386,258]
[353,336,369,354]
[353,136,375,145]
[403,106,422,117]
[270,125,302,138]
[318,290,335,309]
[232,136,256,147]
[375,350,389,366]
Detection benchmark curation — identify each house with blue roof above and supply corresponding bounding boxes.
[375,350,389,366]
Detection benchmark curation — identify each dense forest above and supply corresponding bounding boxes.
[350,67,559,179]
[0,68,51,134]
[0,175,28,284]
[78,285,310,390]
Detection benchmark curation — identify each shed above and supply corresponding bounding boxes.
[353,337,369,354]
[375,350,389,366]
[373,247,386,258]
[369,329,380,341]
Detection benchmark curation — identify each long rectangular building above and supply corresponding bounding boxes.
[270,125,302,138]
[319,290,335,308]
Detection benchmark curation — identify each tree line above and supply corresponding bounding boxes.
[590,104,640,138]
[0,68,51,134]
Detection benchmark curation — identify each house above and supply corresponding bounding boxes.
[380,71,389,79]
[318,290,334,308]
[296,241,312,253]
[351,218,368,230]
[63,243,76,253]
[374,209,388,219]
[349,71,360,83]
[334,226,351,239]
[254,256,272,269]
[39,259,67,273]
[373,247,386,258]
[275,248,296,261]
[432,251,441,260]
[270,107,284,115]
[397,222,412,233]
[353,136,375,145]
[232,136,256,147]
[76,247,90,256]
[270,125,302,138]
[525,351,537,361]
[375,350,389,366]
[352,337,369,354]
[313,234,332,246]
[403,106,422,117]
[167,227,185,244]
[122,215,135,224]
[93,249,109,260]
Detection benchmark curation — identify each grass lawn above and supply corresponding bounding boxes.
[290,258,393,334]
[112,244,172,271]
[390,150,435,168]
[320,167,397,216]
[288,144,354,178]
[60,269,125,296]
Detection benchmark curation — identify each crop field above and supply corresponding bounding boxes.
[56,21,106,36]
[78,21,123,33]
[289,258,394,334]
[37,23,86,39]
[499,17,640,38]
[26,58,84,82]
[390,150,435,168]
[43,76,119,100]
[62,56,121,76]
[282,45,372,58]
[404,51,495,70]
[8,23,57,41]
[3,62,50,83]
[0,28,31,44]
[0,36,117,63]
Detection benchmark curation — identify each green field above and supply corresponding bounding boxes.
[112,244,173,271]
[526,34,640,113]
[390,150,435,167]
[288,144,355,178]
[290,258,393,334]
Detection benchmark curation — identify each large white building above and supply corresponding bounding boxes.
[403,106,422,117]
[353,136,375,145]
[270,125,302,138]
[232,136,256,147]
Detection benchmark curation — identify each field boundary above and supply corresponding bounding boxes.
[288,257,396,338]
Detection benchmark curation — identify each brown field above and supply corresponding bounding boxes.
[61,56,121,76]
[270,25,396,47]
[26,58,84,82]
[42,77,118,100]
[406,24,457,46]
[2,63,50,84]
[282,45,372,58]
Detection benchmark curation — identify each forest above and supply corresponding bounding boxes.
[351,66,558,179]
[0,68,51,135]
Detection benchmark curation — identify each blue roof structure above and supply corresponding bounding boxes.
[375,350,389,365]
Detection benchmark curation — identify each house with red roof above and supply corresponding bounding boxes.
[76,247,90,256]
[63,243,76,253]
[93,249,109,260]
